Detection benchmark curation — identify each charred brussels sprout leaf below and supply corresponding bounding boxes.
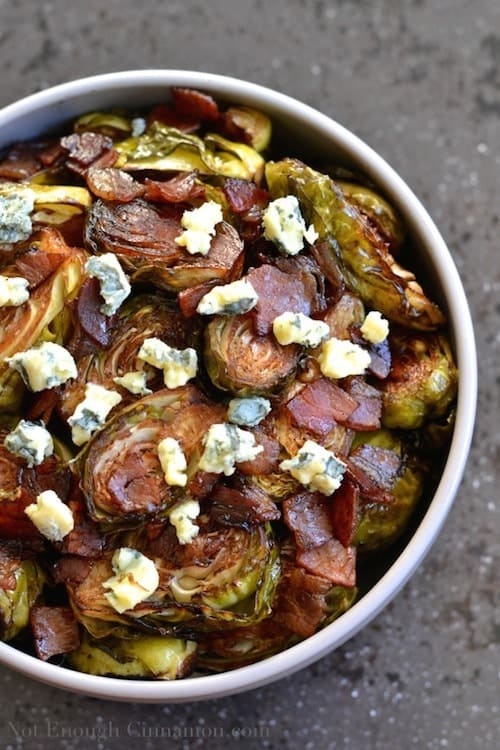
[381,330,458,429]
[204,314,299,397]
[115,123,264,181]
[336,180,406,253]
[265,159,445,330]
[67,633,197,679]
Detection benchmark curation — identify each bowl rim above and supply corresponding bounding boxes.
[0,69,477,702]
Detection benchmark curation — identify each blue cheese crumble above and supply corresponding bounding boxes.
[0,275,30,307]
[68,382,122,446]
[24,490,74,542]
[360,310,390,344]
[317,337,371,379]
[4,419,54,467]
[227,396,271,427]
[196,278,258,316]
[113,370,152,396]
[280,439,347,496]
[199,423,263,476]
[137,337,198,389]
[175,200,223,256]
[158,437,188,487]
[0,183,35,244]
[7,341,77,392]
[85,253,131,315]
[262,195,318,255]
[169,499,200,545]
[103,548,159,614]
[272,311,330,348]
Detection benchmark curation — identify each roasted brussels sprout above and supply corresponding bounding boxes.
[85,198,244,291]
[381,329,458,429]
[204,314,299,397]
[66,522,280,635]
[68,632,197,679]
[0,544,45,641]
[265,158,445,330]
[351,430,426,552]
[336,180,406,253]
[79,385,226,524]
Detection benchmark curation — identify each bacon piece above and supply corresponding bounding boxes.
[146,103,200,132]
[283,491,333,550]
[329,476,360,546]
[0,142,42,180]
[347,444,401,504]
[178,279,219,318]
[274,563,331,637]
[60,499,105,559]
[30,606,80,661]
[75,277,116,349]
[171,87,220,121]
[247,264,319,336]
[25,389,59,423]
[271,255,327,314]
[297,539,356,587]
[60,132,117,176]
[13,248,69,290]
[38,141,65,167]
[52,556,92,585]
[187,470,219,501]
[86,167,145,202]
[211,478,280,527]
[367,337,392,379]
[284,378,358,437]
[341,377,382,431]
[144,172,205,204]
[223,178,269,214]
[236,428,280,476]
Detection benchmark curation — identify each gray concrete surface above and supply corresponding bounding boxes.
[0,1,498,748]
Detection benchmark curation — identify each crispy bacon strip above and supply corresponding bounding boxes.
[329,477,360,547]
[341,377,382,432]
[211,479,280,527]
[283,491,333,551]
[144,172,205,204]
[274,563,331,637]
[30,606,80,661]
[297,539,357,587]
[347,444,401,504]
[171,87,220,121]
[284,378,358,437]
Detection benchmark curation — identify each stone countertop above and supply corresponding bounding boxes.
[0,1,498,748]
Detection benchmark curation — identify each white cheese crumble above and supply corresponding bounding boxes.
[262,195,318,255]
[227,396,271,427]
[158,437,188,487]
[279,440,347,496]
[196,278,259,316]
[175,200,223,256]
[0,275,29,307]
[113,370,152,396]
[4,419,54,467]
[24,489,74,542]
[7,341,77,392]
[317,337,371,379]
[0,183,35,244]
[360,310,390,344]
[103,547,159,614]
[137,337,198,389]
[131,117,147,137]
[199,423,263,476]
[272,311,330,348]
[68,382,122,446]
[169,499,200,545]
[85,253,131,315]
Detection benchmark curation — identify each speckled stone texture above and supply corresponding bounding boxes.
[0,1,498,748]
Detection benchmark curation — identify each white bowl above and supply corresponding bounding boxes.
[0,70,477,702]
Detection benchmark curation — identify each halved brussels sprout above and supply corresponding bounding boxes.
[67,632,197,679]
[204,314,299,397]
[79,385,226,524]
[221,106,272,152]
[66,522,280,635]
[114,123,264,181]
[381,329,458,429]
[265,159,445,330]
[59,293,198,420]
[73,111,135,138]
[351,429,426,552]
[85,199,243,292]
[0,228,85,412]
[0,553,45,642]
